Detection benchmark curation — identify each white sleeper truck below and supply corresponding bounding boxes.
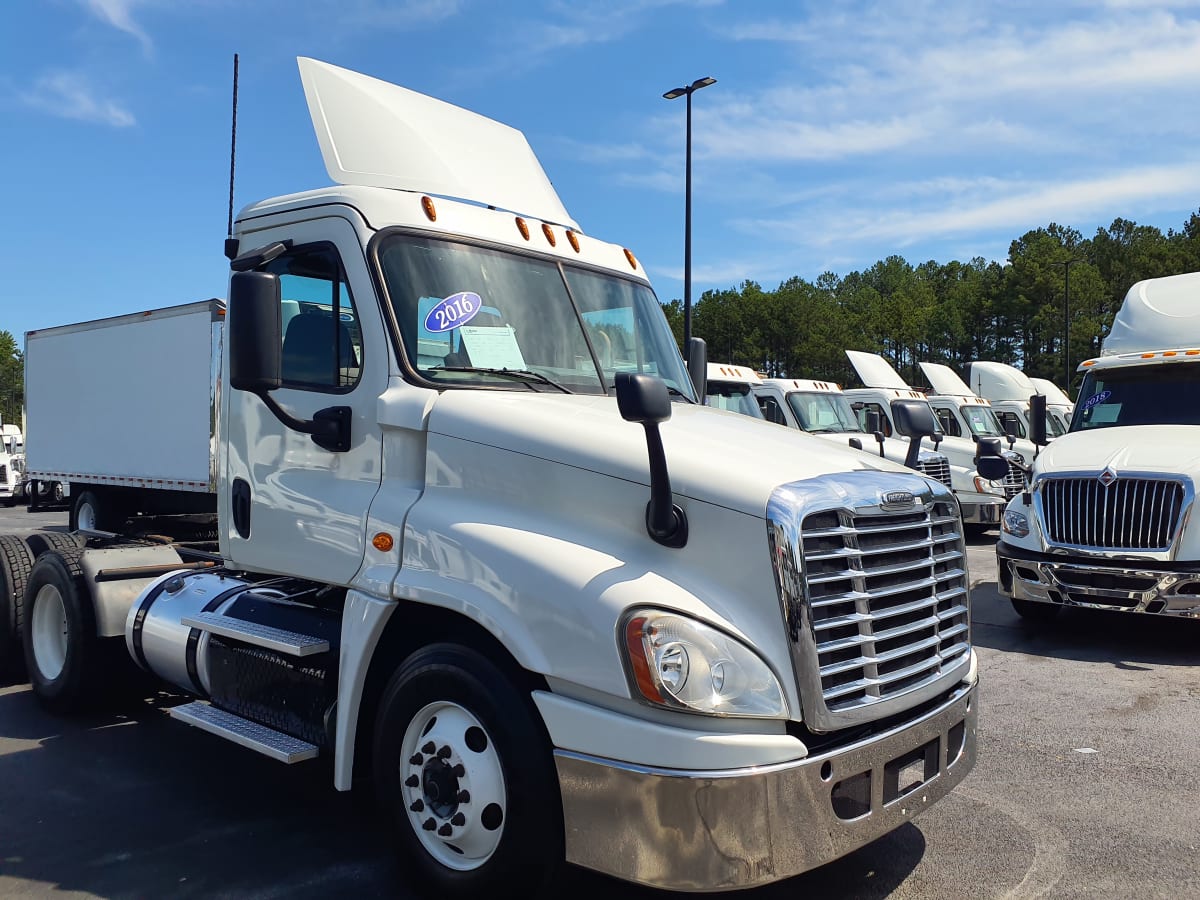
[1027,376,1074,434]
[969,361,1066,443]
[998,271,1200,622]
[0,59,993,896]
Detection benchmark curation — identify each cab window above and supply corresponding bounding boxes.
[933,406,961,437]
[856,402,892,437]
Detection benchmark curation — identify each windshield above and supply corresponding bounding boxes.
[705,381,764,418]
[1072,364,1200,430]
[1050,409,1072,434]
[1044,410,1066,437]
[377,233,695,398]
[960,404,1005,437]
[788,391,863,433]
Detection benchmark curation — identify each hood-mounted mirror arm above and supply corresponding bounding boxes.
[616,373,688,548]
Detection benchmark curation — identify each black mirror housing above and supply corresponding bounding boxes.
[685,337,707,401]
[891,399,939,438]
[977,453,1010,481]
[616,373,672,424]
[1029,394,1049,446]
[229,271,282,393]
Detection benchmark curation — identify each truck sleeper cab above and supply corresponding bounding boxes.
[5,58,980,898]
[969,361,1066,443]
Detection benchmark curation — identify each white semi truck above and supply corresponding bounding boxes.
[23,301,222,530]
[1027,376,1074,433]
[0,59,1008,896]
[843,351,1019,528]
[0,423,23,506]
[998,271,1200,622]
[969,361,1066,443]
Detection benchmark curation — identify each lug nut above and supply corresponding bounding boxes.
[457,790,471,804]
[409,754,423,766]
[405,775,420,788]
[422,741,436,754]
[452,764,465,777]
[437,745,452,759]
[422,817,437,831]
[438,823,453,836]
[410,799,425,813]
[450,813,466,826]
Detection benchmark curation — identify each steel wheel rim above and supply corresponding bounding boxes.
[399,701,507,871]
[32,583,68,681]
[77,501,97,531]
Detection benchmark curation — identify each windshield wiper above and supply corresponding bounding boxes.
[431,366,573,394]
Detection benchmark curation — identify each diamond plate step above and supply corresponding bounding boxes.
[181,611,329,657]
[169,701,319,763]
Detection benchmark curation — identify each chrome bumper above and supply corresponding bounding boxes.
[959,497,1003,525]
[554,682,977,891]
[997,546,1200,617]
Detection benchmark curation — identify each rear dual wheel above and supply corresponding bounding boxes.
[0,535,35,680]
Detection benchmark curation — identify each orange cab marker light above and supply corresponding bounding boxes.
[624,617,663,703]
[1187,349,1200,356]
[623,248,638,270]
[567,229,581,252]
[421,196,437,222]
[1141,353,1155,358]
[515,217,530,240]
[1082,360,1096,366]
[1163,351,1177,357]
[372,533,394,552]
[542,223,557,246]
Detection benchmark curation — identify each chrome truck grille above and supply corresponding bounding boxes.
[914,455,952,489]
[1039,475,1187,550]
[767,472,970,733]
[1001,456,1024,499]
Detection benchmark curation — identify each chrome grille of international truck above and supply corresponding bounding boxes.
[914,455,952,489]
[1040,476,1186,550]
[767,472,971,733]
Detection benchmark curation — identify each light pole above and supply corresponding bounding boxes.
[1052,258,1083,391]
[663,76,716,348]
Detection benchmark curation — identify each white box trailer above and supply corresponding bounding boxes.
[24,299,222,530]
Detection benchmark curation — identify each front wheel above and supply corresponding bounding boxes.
[373,644,563,899]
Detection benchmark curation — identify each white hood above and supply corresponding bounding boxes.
[970,361,1038,404]
[1033,426,1200,478]
[919,362,974,398]
[846,350,910,389]
[427,392,912,517]
[297,57,578,228]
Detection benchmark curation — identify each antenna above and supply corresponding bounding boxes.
[224,53,240,260]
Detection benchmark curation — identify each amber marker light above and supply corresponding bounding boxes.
[372,532,395,552]
[1141,353,1156,358]
[421,196,437,222]
[623,248,638,270]
[515,216,530,240]
[542,223,556,246]
[566,229,581,252]
[624,616,664,703]
[1082,360,1096,366]
[1188,350,1200,356]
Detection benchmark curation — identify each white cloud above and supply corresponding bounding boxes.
[336,0,465,28]
[81,0,154,52]
[19,71,135,127]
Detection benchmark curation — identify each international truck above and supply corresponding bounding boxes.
[968,361,1066,443]
[0,58,1008,897]
[843,351,1020,529]
[23,301,222,531]
[997,271,1200,622]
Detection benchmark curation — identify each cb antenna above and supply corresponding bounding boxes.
[224,53,240,260]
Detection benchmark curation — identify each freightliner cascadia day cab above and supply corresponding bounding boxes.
[998,271,1200,622]
[725,371,957,490]
[0,59,1009,897]
[702,362,768,418]
[23,300,222,530]
[843,351,1019,529]
[1027,376,1074,434]
[968,361,1066,443]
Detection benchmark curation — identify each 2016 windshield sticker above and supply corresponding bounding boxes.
[424,292,482,333]
[1082,390,1111,411]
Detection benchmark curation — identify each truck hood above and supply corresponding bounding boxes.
[1034,426,1200,478]
[427,391,909,517]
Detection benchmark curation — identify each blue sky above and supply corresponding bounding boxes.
[3,0,1200,343]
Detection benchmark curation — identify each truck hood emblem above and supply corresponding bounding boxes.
[881,490,916,509]
[1098,467,1117,487]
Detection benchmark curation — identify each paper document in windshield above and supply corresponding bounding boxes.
[459,325,527,370]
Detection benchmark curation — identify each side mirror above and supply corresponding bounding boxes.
[848,437,863,451]
[864,408,881,433]
[616,373,686,548]
[892,399,939,469]
[1029,394,1048,448]
[686,337,707,402]
[975,436,1010,481]
[229,271,282,393]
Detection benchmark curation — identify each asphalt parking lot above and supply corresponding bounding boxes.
[1,505,1198,898]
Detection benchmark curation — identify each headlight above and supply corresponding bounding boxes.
[974,475,1005,495]
[622,610,788,718]
[1002,509,1030,538]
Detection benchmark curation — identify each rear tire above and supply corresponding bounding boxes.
[0,536,35,681]
[1011,597,1062,622]
[22,550,102,712]
[373,644,563,900]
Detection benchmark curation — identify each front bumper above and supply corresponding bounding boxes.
[997,540,1200,616]
[958,493,1004,525]
[554,681,977,891]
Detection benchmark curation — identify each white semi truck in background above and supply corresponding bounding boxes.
[0,58,1009,896]
[969,361,1066,443]
[23,301,222,530]
[998,271,1200,621]
[1028,376,1074,433]
[0,423,23,506]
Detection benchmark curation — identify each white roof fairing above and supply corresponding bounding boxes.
[1103,271,1200,356]
[297,57,579,230]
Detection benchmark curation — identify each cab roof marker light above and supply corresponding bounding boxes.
[1188,350,1200,356]
[515,216,530,240]
[421,196,437,222]
[566,229,581,252]
[623,248,638,270]
[1141,353,1155,358]
[1082,360,1096,366]
[542,223,556,247]
[1164,351,1177,357]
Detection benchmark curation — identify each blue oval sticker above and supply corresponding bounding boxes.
[424,292,482,334]
[1082,389,1111,411]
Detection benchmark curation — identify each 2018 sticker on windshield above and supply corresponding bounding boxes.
[1082,389,1111,411]
[424,292,483,333]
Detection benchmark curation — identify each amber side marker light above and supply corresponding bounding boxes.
[542,223,557,246]
[566,230,581,252]
[1187,350,1200,356]
[1082,360,1096,366]
[372,533,395,552]
[623,248,638,270]
[515,217,530,240]
[421,196,437,222]
[623,616,663,703]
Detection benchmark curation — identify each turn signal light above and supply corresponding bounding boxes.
[372,532,395,552]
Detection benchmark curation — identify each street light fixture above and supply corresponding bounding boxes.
[1052,258,1083,392]
[663,76,717,348]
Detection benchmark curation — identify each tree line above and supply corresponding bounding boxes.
[662,212,1200,398]
[0,331,21,428]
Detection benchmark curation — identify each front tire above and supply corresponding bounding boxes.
[373,644,563,899]
[22,551,101,712]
